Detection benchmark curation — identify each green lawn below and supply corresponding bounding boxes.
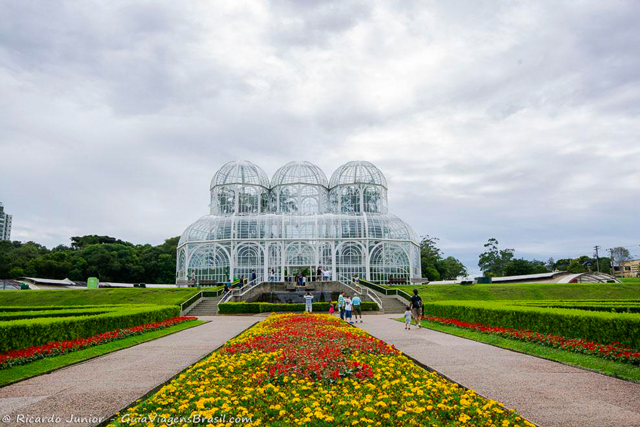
[394,282,640,301]
[0,319,205,387]
[0,288,218,307]
[407,318,640,383]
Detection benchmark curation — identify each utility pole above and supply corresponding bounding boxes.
[594,245,601,273]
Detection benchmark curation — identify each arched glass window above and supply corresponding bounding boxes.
[370,243,410,283]
[336,242,365,280]
[234,243,264,282]
[188,244,230,283]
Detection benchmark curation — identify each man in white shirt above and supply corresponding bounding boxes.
[344,295,353,324]
[304,291,314,313]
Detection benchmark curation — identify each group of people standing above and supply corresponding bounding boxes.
[302,291,363,325]
[332,292,362,324]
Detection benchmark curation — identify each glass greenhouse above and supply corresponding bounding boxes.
[177,160,421,284]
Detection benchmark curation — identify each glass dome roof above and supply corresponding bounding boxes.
[329,161,388,189]
[271,161,328,187]
[210,160,270,190]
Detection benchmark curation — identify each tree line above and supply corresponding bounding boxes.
[0,235,179,284]
[1,233,630,283]
[421,236,630,280]
[476,238,630,277]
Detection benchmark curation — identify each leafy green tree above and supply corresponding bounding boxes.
[503,259,549,276]
[440,256,468,280]
[0,235,179,283]
[610,247,631,277]
[478,238,514,277]
[420,235,467,280]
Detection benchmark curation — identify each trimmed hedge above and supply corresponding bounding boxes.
[0,305,179,352]
[0,308,114,321]
[422,301,640,348]
[0,305,128,312]
[218,301,379,314]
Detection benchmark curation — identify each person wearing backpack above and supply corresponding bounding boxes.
[410,289,423,329]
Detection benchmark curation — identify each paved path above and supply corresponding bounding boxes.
[0,317,257,427]
[357,315,640,427]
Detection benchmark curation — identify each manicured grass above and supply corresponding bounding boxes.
[621,278,640,284]
[408,318,640,383]
[0,319,205,387]
[0,288,221,307]
[394,282,640,301]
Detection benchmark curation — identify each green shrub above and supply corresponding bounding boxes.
[217,303,262,314]
[0,305,179,352]
[0,307,115,321]
[422,301,640,348]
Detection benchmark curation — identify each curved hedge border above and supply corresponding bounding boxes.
[0,305,179,352]
[0,308,116,321]
[422,301,640,349]
[218,301,379,314]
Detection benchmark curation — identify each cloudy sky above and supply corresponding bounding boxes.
[1,0,639,274]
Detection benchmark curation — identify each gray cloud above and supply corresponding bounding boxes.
[1,0,639,274]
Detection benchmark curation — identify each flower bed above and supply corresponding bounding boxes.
[0,316,197,369]
[111,313,531,426]
[424,315,640,365]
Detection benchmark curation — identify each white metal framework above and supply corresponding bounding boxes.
[177,160,421,283]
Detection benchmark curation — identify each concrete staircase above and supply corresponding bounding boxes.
[187,297,221,316]
[376,294,408,313]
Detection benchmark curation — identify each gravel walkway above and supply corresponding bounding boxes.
[0,317,257,427]
[357,315,640,427]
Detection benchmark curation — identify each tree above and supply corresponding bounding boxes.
[478,238,514,277]
[503,259,549,276]
[440,256,468,280]
[420,235,468,280]
[610,247,631,277]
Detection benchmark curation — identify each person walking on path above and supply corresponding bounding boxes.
[329,303,335,315]
[404,306,412,330]
[338,292,346,320]
[344,295,353,324]
[352,294,362,323]
[410,289,423,328]
[268,269,275,282]
[316,266,323,282]
[304,291,314,313]
[250,270,257,283]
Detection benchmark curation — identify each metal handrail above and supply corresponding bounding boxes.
[217,278,259,305]
[338,275,383,310]
[180,287,226,315]
[357,278,412,302]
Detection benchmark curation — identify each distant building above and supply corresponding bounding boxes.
[617,259,640,278]
[0,202,11,241]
